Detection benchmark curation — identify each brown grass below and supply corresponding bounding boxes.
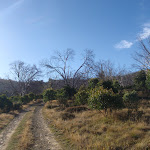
[6,109,34,150]
[43,100,150,150]
[0,113,15,133]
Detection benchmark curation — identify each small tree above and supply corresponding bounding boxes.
[123,90,139,116]
[0,94,13,112]
[134,70,146,90]
[88,86,123,115]
[75,87,88,105]
[43,89,56,102]
[28,92,35,101]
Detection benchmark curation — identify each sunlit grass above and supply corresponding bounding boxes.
[43,100,150,149]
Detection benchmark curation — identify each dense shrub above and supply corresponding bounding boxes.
[56,88,68,106]
[101,80,113,90]
[0,94,13,112]
[9,96,22,103]
[88,78,99,89]
[43,89,56,102]
[75,89,89,105]
[35,94,43,99]
[123,90,139,112]
[134,70,146,90]
[13,103,22,110]
[63,85,76,99]
[56,85,76,106]
[28,92,35,101]
[99,80,120,93]
[88,86,123,114]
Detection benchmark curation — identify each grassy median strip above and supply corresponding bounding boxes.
[6,108,34,150]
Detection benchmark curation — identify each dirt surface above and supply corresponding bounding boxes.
[0,104,62,150]
[0,107,32,150]
[31,104,62,150]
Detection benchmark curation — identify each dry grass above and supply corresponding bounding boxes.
[6,109,34,150]
[0,113,15,133]
[43,100,150,150]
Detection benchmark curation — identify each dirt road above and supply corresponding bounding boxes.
[31,104,62,150]
[0,107,32,150]
[0,104,62,150]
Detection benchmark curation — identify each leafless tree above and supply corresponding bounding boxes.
[94,60,116,80]
[42,49,94,88]
[8,60,41,96]
[133,38,150,70]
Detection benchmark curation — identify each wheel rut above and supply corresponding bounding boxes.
[31,104,62,150]
[0,107,32,150]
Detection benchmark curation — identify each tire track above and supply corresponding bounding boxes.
[32,104,62,150]
[0,107,32,150]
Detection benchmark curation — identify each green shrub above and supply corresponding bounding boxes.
[88,78,99,89]
[9,96,22,103]
[43,89,56,102]
[75,89,89,105]
[13,103,22,110]
[123,90,139,112]
[28,92,35,101]
[134,70,146,90]
[88,86,123,114]
[0,94,13,112]
[56,85,76,106]
[56,88,68,106]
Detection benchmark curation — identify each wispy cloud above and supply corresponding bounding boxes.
[114,40,133,49]
[0,0,24,18]
[138,23,150,40]
[114,22,150,49]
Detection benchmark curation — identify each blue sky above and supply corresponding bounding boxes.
[0,0,150,80]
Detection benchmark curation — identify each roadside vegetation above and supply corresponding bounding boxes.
[0,39,150,149]
[42,71,150,149]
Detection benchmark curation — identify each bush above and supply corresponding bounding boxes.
[28,92,35,101]
[56,85,76,106]
[56,88,68,106]
[0,94,13,112]
[134,70,146,90]
[123,90,139,112]
[75,89,89,105]
[88,86,123,114]
[9,96,22,103]
[43,89,56,102]
[61,112,75,120]
[88,78,99,89]
[13,103,22,110]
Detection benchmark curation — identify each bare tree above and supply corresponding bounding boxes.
[8,60,41,96]
[94,60,116,80]
[133,38,150,70]
[42,49,94,88]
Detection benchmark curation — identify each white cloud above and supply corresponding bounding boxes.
[138,23,150,40]
[114,40,133,49]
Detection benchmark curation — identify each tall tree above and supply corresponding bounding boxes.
[42,49,94,88]
[9,60,41,96]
